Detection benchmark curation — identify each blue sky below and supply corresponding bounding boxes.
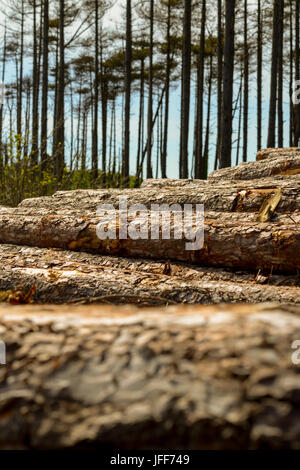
[0,0,293,178]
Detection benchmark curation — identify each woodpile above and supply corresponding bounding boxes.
[0,148,299,449]
[0,149,298,279]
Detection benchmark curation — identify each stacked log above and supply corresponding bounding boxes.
[0,244,298,305]
[0,207,299,272]
[208,148,300,181]
[0,302,299,449]
[0,147,298,297]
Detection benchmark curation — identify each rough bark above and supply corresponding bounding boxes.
[208,155,300,181]
[0,302,299,449]
[256,147,300,161]
[0,244,298,305]
[18,178,300,214]
[0,208,299,273]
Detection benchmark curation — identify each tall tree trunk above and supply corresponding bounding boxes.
[17,0,25,142]
[147,0,154,178]
[92,0,99,180]
[236,71,243,166]
[40,0,49,171]
[289,0,294,147]
[123,0,131,186]
[195,0,206,178]
[52,26,59,160]
[55,0,65,181]
[203,52,213,178]
[277,0,284,148]
[136,58,144,178]
[31,0,39,165]
[214,0,223,170]
[267,0,280,148]
[161,0,171,179]
[257,0,262,152]
[179,0,191,179]
[243,0,248,163]
[220,0,235,169]
[293,0,300,146]
[0,20,7,170]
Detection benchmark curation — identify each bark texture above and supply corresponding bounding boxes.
[18,178,300,214]
[0,302,299,449]
[0,244,299,305]
[208,155,300,181]
[0,208,299,273]
[256,147,300,161]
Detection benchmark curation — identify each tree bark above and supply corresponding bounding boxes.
[179,0,191,179]
[40,0,49,170]
[257,0,262,152]
[243,0,248,163]
[209,153,300,181]
[195,0,206,178]
[31,0,39,165]
[92,0,99,180]
[123,0,131,186]
[0,302,299,449]
[146,0,154,179]
[220,0,235,168]
[0,208,298,273]
[214,0,223,170]
[0,244,299,305]
[267,0,280,148]
[19,177,300,214]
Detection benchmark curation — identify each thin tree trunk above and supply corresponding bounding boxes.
[220,0,235,168]
[214,0,223,170]
[0,20,7,169]
[243,0,248,162]
[195,0,206,178]
[161,0,171,179]
[40,0,49,171]
[31,0,39,165]
[257,0,262,152]
[147,0,154,178]
[92,0,99,179]
[136,58,144,178]
[267,0,280,148]
[17,0,25,142]
[277,0,284,148]
[123,0,131,186]
[55,0,65,181]
[202,53,213,178]
[179,0,191,179]
[289,0,294,147]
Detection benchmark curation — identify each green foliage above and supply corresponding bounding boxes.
[0,134,141,207]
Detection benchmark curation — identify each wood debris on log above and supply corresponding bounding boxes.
[0,208,299,272]
[0,244,299,305]
[256,147,300,161]
[208,153,300,181]
[0,302,299,449]
[18,177,300,213]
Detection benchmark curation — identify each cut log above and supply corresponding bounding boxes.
[208,155,300,181]
[0,208,299,272]
[0,302,299,449]
[16,177,300,213]
[141,174,300,188]
[0,244,299,305]
[256,147,300,161]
